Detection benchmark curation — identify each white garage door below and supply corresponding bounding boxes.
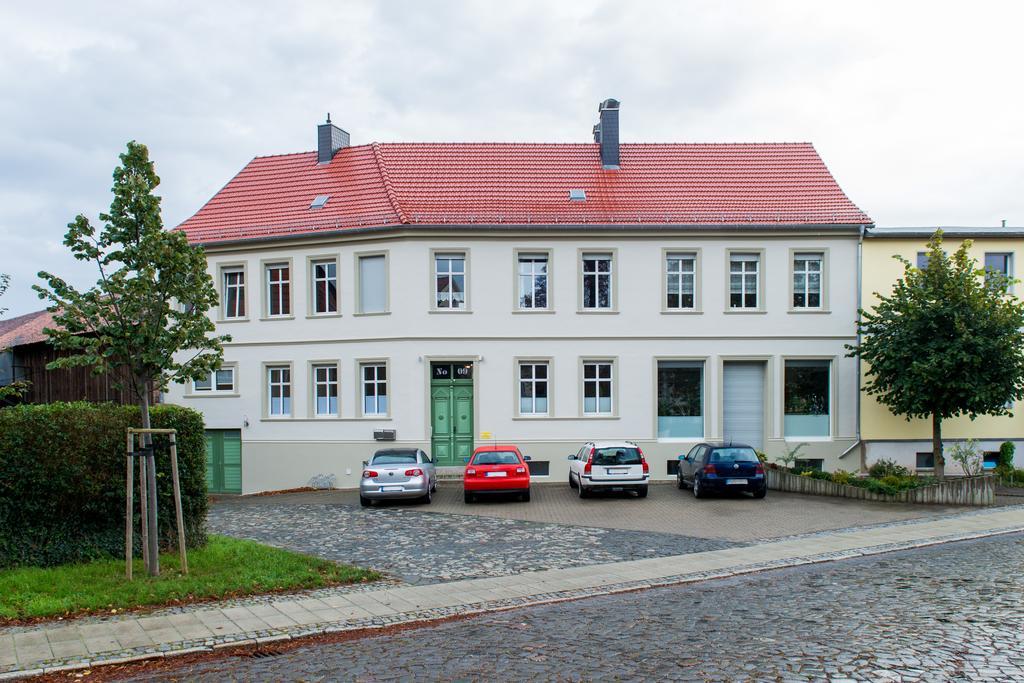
[723,362,765,450]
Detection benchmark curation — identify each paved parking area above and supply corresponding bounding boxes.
[216,481,979,542]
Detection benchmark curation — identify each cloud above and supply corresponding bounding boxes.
[1,0,1021,315]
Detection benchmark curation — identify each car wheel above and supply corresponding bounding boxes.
[693,477,704,499]
[422,487,433,505]
[578,480,589,499]
[569,473,577,489]
[676,475,685,490]
[521,488,531,502]
[637,486,648,499]
[360,495,372,507]
[464,491,474,504]
[753,487,767,499]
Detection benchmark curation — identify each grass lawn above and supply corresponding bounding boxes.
[0,535,380,622]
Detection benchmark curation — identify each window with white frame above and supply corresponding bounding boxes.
[267,366,292,416]
[266,263,291,316]
[518,254,549,309]
[311,260,337,314]
[193,367,235,393]
[657,361,703,437]
[793,253,823,309]
[518,362,549,415]
[222,268,245,318]
[583,361,613,415]
[358,255,387,313]
[666,253,696,309]
[582,253,612,309]
[784,360,830,437]
[729,253,759,309]
[435,253,466,309]
[313,364,338,416]
[361,363,388,415]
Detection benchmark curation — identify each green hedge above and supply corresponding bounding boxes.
[0,402,208,568]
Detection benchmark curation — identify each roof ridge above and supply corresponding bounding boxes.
[371,142,409,225]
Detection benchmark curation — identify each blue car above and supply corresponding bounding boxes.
[676,443,767,499]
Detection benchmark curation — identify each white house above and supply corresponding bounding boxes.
[168,100,872,494]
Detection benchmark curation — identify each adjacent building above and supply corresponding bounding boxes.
[168,100,872,494]
[858,226,1024,474]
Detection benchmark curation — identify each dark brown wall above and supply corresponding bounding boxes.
[12,342,140,405]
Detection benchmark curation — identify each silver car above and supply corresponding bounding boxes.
[359,448,436,507]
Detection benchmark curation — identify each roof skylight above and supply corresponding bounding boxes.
[568,189,586,201]
[310,194,330,209]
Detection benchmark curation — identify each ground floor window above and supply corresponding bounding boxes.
[193,367,235,393]
[362,363,388,415]
[582,361,613,415]
[519,362,549,415]
[267,366,291,416]
[784,360,830,437]
[657,360,703,437]
[916,452,935,469]
[313,364,338,416]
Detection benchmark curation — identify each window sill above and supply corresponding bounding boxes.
[261,416,294,421]
[216,318,250,324]
[787,309,831,315]
[264,417,394,422]
[184,393,240,399]
[259,315,296,322]
[580,414,620,420]
[660,310,703,315]
[357,415,392,420]
[782,435,833,442]
[512,309,556,314]
[306,313,342,319]
[656,437,705,442]
[576,309,619,315]
[723,309,767,315]
[353,311,391,317]
[512,414,554,420]
[428,309,473,314]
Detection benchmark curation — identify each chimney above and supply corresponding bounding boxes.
[317,114,350,164]
[592,98,620,169]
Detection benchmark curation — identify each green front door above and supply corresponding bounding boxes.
[430,362,474,465]
[205,430,242,494]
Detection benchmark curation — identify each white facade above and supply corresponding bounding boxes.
[167,229,861,494]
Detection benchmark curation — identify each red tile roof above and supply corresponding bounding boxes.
[0,309,56,349]
[177,142,871,244]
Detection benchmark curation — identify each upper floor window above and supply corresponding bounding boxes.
[793,253,823,309]
[362,362,388,415]
[266,263,291,317]
[311,260,337,314]
[916,252,930,269]
[518,361,549,415]
[518,254,549,309]
[984,252,1013,288]
[729,253,759,309]
[582,360,614,415]
[666,253,696,310]
[313,364,339,416]
[435,253,466,309]
[194,367,235,393]
[267,365,292,416]
[222,268,245,319]
[358,254,388,314]
[581,253,612,310]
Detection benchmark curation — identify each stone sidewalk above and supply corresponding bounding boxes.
[3,506,1024,679]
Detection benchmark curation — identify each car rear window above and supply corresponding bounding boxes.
[472,451,520,465]
[709,448,759,463]
[372,453,418,465]
[592,447,641,466]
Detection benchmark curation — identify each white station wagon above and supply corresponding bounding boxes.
[567,441,650,498]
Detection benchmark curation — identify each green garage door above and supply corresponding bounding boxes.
[205,430,242,494]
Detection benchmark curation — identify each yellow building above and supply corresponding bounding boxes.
[856,226,1024,474]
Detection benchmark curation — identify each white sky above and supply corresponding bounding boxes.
[1,0,1022,315]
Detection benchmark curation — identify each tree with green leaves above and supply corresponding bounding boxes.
[0,273,30,401]
[849,230,1024,479]
[34,141,229,573]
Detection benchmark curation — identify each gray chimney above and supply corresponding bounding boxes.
[317,114,350,164]
[592,99,620,169]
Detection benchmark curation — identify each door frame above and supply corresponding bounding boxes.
[424,355,481,464]
[717,356,771,449]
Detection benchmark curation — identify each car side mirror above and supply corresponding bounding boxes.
[362,460,368,467]
[523,455,532,461]
[567,454,576,460]
[678,455,687,461]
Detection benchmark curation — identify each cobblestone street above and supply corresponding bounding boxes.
[123,533,1024,682]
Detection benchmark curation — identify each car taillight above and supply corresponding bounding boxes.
[405,468,423,476]
[703,464,716,475]
[754,463,765,475]
[515,466,526,474]
[362,470,378,478]
[466,468,477,476]
[642,460,649,474]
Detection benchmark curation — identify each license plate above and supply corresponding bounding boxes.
[607,469,628,475]
[380,486,404,492]
[726,479,747,485]
[485,471,507,477]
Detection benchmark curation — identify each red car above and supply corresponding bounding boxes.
[463,444,532,503]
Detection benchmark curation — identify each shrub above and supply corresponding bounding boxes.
[996,442,1016,478]
[832,469,854,485]
[0,402,208,568]
[948,439,983,476]
[868,458,910,479]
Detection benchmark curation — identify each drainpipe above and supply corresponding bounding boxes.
[855,223,866,471]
